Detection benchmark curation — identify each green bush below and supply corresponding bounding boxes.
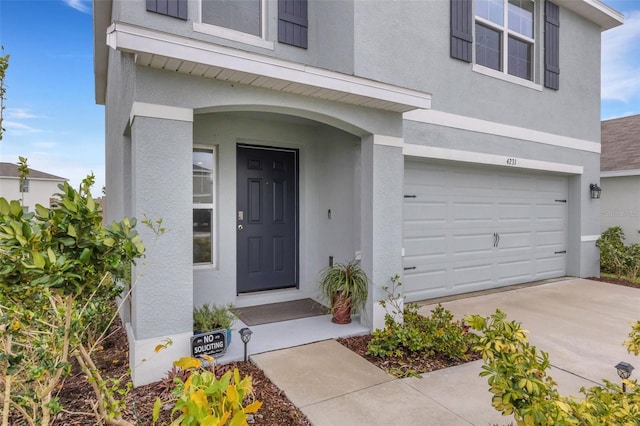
[466,310,640,424]
[596,226,626,276]
[596,227,640,282]
[367,276,476,361]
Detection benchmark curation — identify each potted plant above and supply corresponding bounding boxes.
[319,259,369,324]
[193,303,237,343]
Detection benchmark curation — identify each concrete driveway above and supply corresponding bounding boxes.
[253,278,640,425]
[419,278,639,389]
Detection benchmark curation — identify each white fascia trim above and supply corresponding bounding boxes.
[403,109,600,154]
[130,102,194,125]
[373,135,403,148]
[107,22,431,110]
[403,143,584,175]
[601,169,640,178]
[581,235,600,242]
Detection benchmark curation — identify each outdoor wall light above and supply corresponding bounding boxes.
[590,183,602,199]
[615,361,635,392]
[239,327,253,362]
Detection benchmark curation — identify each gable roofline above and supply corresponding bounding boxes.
[0,163,68,181]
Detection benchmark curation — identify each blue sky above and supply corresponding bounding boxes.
[0,0,639,193]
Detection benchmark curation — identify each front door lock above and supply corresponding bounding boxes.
[237,224,244,231]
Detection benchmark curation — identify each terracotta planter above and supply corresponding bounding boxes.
[331,294,352,324]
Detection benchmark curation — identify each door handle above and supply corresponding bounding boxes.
[237,224,244,231]
[493,232,497,247]
[496,233,500,247]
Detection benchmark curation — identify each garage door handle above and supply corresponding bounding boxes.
[555,250,566,254]
[496,233,500,247]
[404,266,416,271]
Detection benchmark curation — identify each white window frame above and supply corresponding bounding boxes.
[474,0,541,89]
[193,0,274,50]
[193,145,217,268]
[19,178,29,193]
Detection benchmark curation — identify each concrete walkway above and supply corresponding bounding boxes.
[251,279,640,425]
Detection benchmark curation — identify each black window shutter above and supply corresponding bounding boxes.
[544,1,560,90]
[450,0,473,62]
[147,0,187,21]
[279,0,308,49]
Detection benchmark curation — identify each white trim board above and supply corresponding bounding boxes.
[403,109,600,154]
[601,169,640,178]
[373,135,403,147]
[581,235,600,242]
[130,102,194,125]
[107,22,431,112]
[403,143,584,175]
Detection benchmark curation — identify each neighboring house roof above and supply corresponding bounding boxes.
[601,114,640,173]
[0,162,67,181]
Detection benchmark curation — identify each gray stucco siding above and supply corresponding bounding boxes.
[353,0,601,142]
[114,0,354,75]
[133,66,402,138]
[130,116,194,339]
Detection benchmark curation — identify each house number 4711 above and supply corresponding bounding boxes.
[506,158,517,166]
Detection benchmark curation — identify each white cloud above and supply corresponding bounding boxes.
[4,121,42,134]
[62,0,92,14]
[601,11,640,102]
[6,108,42,120]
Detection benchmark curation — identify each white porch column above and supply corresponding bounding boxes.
[360,135,405,331]
[128,103,194,386]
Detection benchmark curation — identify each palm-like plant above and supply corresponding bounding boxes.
[319,260,368,323]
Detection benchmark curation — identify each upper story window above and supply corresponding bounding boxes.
[147,0,308,50]
[475,0,535,81]
[450,0,559,90]
[202,0,262,37]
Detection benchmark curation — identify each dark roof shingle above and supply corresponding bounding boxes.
[601,114,640,172]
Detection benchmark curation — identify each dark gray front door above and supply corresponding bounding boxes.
[237,145,298,293]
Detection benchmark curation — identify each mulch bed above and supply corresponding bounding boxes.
[47,276,637,424]
[54,322,311,426]
[337,334,480,378]
[587,276,640,289]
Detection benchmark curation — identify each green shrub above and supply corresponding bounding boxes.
[466,310,640,425]
[156,357,262,426]
[596,226,626,276]
[193,303,236,332]
[367,276,476,361]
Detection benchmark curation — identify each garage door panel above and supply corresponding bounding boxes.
[404,236,446,259]
[499,202,533,221]
[497,231,533,249]
[496,259,534,283]
[404,270,447,296]
[536,230,565,246]
[404,201,446,222]
[403,160,568,301]
[452,202,494,223]
[452,233,494,255]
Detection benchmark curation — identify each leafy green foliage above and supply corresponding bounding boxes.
[367,276,476,364]
[193,303,237,332]
[319,259,368,314]
[596,226,640,279]
[0,174,147,425]
[157,357,262,426]
[466,309,640,425]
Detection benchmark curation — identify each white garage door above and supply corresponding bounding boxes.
[403,160,568,302]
